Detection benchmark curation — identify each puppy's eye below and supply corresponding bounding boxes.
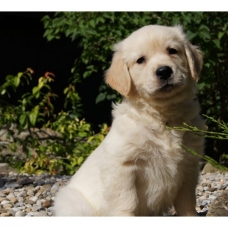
[168,48,178,55]
[136,57,145,64]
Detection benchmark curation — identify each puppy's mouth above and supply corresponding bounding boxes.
[158,81,177,91]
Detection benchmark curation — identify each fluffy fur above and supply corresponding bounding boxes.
[54,25,205,216]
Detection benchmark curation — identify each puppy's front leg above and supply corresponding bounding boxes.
[174,169,199,216]
[101,164,138,216]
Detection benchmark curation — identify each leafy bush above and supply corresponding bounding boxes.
[0,69,108,175]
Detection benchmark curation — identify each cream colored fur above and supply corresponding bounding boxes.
[54,25,205,216]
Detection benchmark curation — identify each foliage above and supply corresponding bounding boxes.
[63,83,83,117]
[21,119,108,175]
[0,68,56,130]
[42,12,228,158]
[0,70,108,175]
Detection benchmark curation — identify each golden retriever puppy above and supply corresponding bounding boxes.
[54,25,205,216]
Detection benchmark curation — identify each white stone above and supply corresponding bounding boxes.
[36,199,45,205]
[6,192,15,199]
[27,190,34,197]
[29,196,38,202]
[17,191,27,197]
[34,186,40,192]
[15,210,26,217]
[11,207,19,212]
[25,204,32,208]
[208,195,217,201]
[17,197,24,202]
[1,200,10,205]
[199,195,206,201]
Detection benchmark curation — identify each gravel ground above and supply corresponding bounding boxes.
[0,173,70,216]
[0,171,228,216]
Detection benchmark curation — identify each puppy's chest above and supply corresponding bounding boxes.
[132,126,184,161]
[127,128,184,181]
[133,129,185,203]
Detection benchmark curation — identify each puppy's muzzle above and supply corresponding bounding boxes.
[156,66,173,80]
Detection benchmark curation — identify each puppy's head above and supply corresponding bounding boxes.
[105,25,203,105]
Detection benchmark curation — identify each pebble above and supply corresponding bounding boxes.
[42,200,51,208]
[27,189,34,197]
[29,196,38,202]
[15,210,26,216]
[1,200,10,205]
[1,212,10,216]
[0,171,228,216]
[17,197,24,203]
[32,205,42,212]
[17,190,27,197]
[0,173,70,216]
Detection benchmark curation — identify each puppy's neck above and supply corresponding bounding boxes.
[125,96,200,126]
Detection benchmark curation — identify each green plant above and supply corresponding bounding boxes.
[0,69,57,130]
[168,115,228,170]
[21,119,108,175]
[0,69,108,175]
[171,115,228,140]
[183,146,228,171]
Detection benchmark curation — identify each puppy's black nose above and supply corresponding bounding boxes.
[156,66,173,80]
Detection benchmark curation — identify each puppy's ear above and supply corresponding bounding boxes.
[185,42,203,81]
[105,50,131,97]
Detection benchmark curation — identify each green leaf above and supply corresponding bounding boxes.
[199,24,210,31]
[32,86,40,98]
[89,19,96,28]
[198,25,211,40]
[218,31,224,40]
[38,81,44,89]
[43,29,51,38]
[181,13,191,23]
[19,113,27,126]
[29,105,39,126]
[186,30,197,40]
[95,93,106,104]
[213,39,221,49]
[14,77,20,87]
[47,34,55,41]
[197,82,205,90]
[77,156,84,166]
